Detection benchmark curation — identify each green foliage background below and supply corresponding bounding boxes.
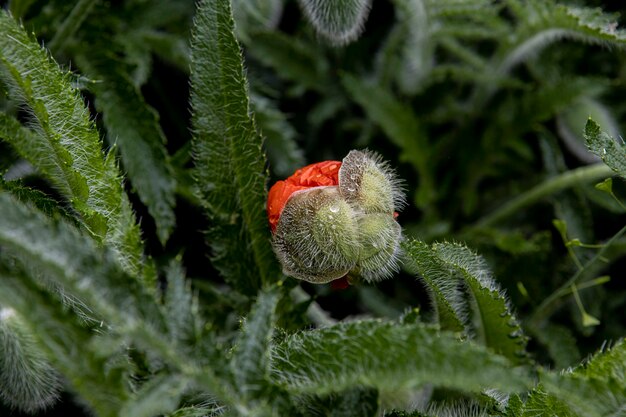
[0,0,626,416]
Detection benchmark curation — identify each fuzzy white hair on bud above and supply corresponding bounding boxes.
[272,150,405,284]
[298,0,372,47]
[356,213,402,282]
[339,149,406,214]
[273,186,359,283]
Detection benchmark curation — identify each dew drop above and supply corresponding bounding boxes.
[329,204,340,213]
[347,186,356,192]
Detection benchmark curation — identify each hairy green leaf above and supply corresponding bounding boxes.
[271,319,530,395]
[402,239,528,365]
[402,240,466,333]
[231,287,279,398]
[505,387,576,417]
[584,118,626,180]
[541,339,626,417]
[120,374,189,417]
[0,309,61,413]
[164,259,199,347]
[76,52,178,245]
[500,0,626,74]
[0,11,145,277]
[0,192,232,413]
[0,177,75,221]
[298,387,379,417]
[0,262,131,417]
[190,0,279,294]
[0,192,163,333]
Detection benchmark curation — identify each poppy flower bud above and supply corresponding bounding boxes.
[339,150,405,214]
[268,150,405,284]
[272,186,359,283]
[355,213,402,280]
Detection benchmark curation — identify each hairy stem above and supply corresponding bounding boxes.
[474,164,613,228]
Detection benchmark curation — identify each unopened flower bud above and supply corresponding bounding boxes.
[355,213,402,281]
[268,150,405,285]
[339,150,405,214]
[272,186,359,283]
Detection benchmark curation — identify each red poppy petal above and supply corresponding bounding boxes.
[268,161,342,232]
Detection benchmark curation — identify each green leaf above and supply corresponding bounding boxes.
[519,340,626,417]
[557,97,616,164]
[164,259,199,347]
[232,0,283,42]
[584,118,626,180]
[120,374,189,417]
[541,339,626,416]
[248,31,330,93]
[190,0,279,294]
[134,30,191,74]
[271,319,530,395]
[298,0,372,46]
[8,0,38,18]
[0,192,163,333]
[251,93,305,178]
[231,287,279,398]
[0,11,145,277]
[0,192,231,414]
[500,1,626,74]
[298,387,379,417]
[166,404,226,417]
[402,239,529,365]
[75,52,177,245]
[0,177,75,221]
[594,177,612,193]
[0,309,61,413]
[341,74,434,207]
[0,262,131,417]
[0,112,59,181]
[402,240,466,333]
[48,0,98,54]
[505,386,576,417]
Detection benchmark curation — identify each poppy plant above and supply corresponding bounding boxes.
[268,150,405,286]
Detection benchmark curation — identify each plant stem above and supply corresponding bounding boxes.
[528,223,626,329]
[475,164,614,228]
